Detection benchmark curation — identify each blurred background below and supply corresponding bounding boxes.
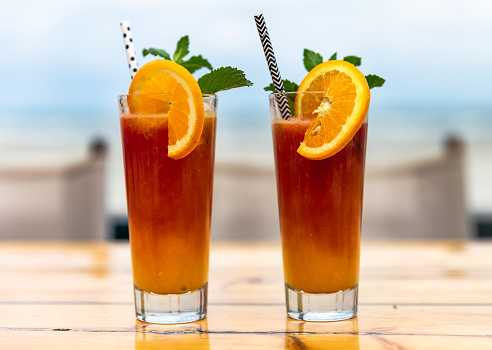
[1,0,491,240]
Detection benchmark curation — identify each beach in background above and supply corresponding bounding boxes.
[1,104,491,219]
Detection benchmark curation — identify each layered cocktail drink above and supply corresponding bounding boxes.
[270,86,370,321]
[119,93,217,324]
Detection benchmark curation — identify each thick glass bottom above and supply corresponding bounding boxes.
[285,284,358,322]
[134,283,207,324]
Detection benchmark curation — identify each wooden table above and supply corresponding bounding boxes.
[1,241,491,349]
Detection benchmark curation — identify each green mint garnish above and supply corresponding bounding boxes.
[180,55,213,74]
[303,49,324,72]
[343,55,361,67]
[365,74,386,89]
[143,36,252,92]
[263,79,299,93]
[143,48,171,60]
[301,49,385,89]
[198,67,253,94]
[143,35,213,74]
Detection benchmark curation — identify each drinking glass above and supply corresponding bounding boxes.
[119,94,217,323]
[270,92,367,321]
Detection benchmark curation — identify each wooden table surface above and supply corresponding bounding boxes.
[1,241,492,349]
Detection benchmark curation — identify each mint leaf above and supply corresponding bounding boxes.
[181,55,213,74]
[329,52,337,60]
[198,67,253,94]
[344,55,361,67]
[144,36,213,74]
[365,74,386,89]
[303,49,323,72]
[142,48,171,60]
[173,35,190,63]
[263,79,299,93]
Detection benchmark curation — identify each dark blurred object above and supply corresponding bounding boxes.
[475,213,492,238]
[111,215,129,240]
[0,137,108,240]
[89,137,108,158]
[444,134,464,157]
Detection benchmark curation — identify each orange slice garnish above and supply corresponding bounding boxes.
[295,60,370,160]
[128,59,204,159]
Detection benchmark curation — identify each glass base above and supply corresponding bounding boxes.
[285,284,358,322]
[134,283,207,324]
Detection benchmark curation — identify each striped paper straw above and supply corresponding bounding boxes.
[120,21,138,79]
[254,14,291,120]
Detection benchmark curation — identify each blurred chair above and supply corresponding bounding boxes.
[0,139,108,240]
[362,135,469,239]
[212,136,469,241]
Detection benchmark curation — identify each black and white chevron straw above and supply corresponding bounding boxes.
[120,21,138,80]
[254,14,291,120]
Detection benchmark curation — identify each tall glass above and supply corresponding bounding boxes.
[118,94,217,324]
[270,92,367,321]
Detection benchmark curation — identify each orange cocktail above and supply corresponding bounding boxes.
[121,113,216,295]
[269,63,371,321]
[119,57,218,324]
[119,90,217,324]
[272,118,367,294]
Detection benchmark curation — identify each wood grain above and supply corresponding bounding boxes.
[1,241,491,349]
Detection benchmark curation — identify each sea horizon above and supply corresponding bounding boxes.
[1,104,491,215]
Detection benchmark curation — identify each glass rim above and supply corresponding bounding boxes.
[118,93,217,99]
[269,91,327,98]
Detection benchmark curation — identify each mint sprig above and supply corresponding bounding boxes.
[268,49,385,92]
[143,36,252,93]
[303,51,363,71]
[198,67,253,94]
[181,55,213,74]
[143,35,213,74]
[303,49,385,89]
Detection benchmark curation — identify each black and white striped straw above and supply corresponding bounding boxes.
[120,21,138,80]
[254,14,291,120]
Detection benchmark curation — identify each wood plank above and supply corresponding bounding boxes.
[0,304,491,337]
[1,268,492,304]
[1,331,492,350]
[2,271,492,304]
[1,241,492,349]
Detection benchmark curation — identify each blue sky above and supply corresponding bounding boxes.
[2,0,492,126]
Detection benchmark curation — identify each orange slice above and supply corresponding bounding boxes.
[295,60,370,160]
[128,59,204,160]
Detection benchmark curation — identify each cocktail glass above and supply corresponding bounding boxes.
[119,94,217,324]
[270,92,367,321]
